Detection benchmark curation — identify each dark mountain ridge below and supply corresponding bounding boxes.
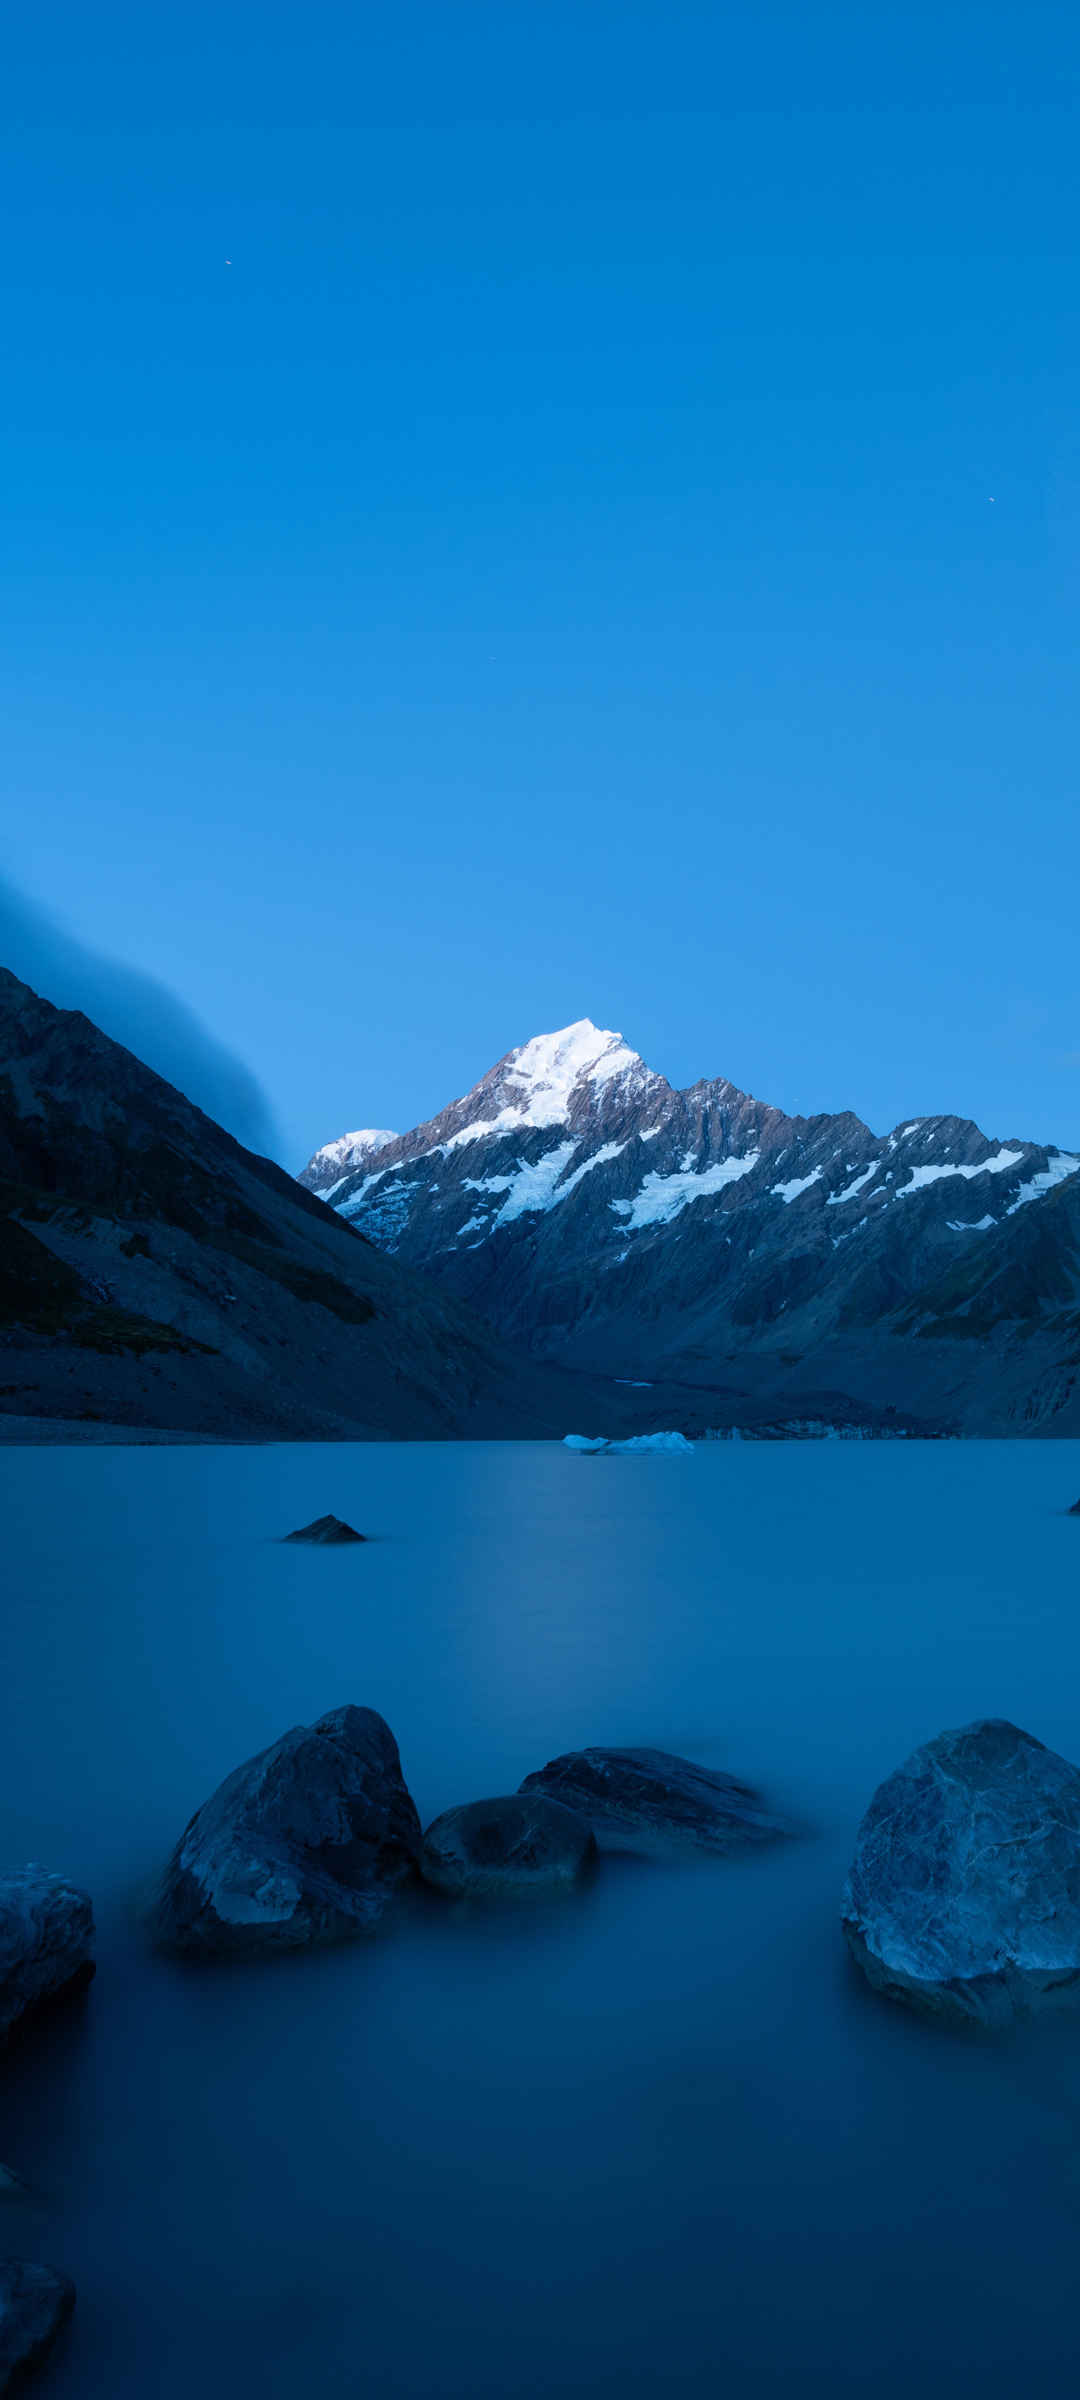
[0,968,581,1440]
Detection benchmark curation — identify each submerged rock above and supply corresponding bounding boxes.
[0,1869,94,2044]
[157,1705,421,1955]
[0,2260,75,2392]
[283,1515,366,1545]
[420,1795,596,1897]
[519,1746,789,1855]
[1069,1497,1080,1516]
[843,1718,1080,2026]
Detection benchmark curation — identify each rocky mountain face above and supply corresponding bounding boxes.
[301,1020,1080,1436]
[0,968,582,1440]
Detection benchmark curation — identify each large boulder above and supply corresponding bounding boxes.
[843,1718,1080,2026]
[420,1795,597,1897]
[0,1869,94,2044]
[0,2261,75,2393]
[157,1705,421,1955]
[519,1746,789,1856]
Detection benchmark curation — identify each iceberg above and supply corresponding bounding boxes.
[562,1431,694,1455]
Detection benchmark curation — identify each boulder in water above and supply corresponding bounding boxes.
[1069,1497,1080,1516]
[0,2260,75,2391]
[519,1746,789,1855]
[0,1869,94,2044]
[843,1718,1080,2026]
[420,1795,596,1897]
[284,1515,366,1544]
[157,1705,421,1955]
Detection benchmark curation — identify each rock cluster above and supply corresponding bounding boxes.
[21,1694,1080,2387]
[154,1713,782,1932]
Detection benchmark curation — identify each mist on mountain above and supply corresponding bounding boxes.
[0,874,279,1158]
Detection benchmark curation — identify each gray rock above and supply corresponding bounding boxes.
[0,2261,75,2393]
[283,1515,366,1545]
[843,1718,1080,2026]
[0,1869,94,2045]
[420,1795,596,1897]
[519,1746,790,1856]
[157,1705,421,1955]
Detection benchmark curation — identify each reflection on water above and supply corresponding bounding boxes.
[1,1439,1079,2396]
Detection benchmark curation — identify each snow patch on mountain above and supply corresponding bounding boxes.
[612,1150,761,1231]
[827,1161,881,1206]
[895,1148,1024,1198]
[1004,1153,1080,1213]
[462,1137,629,1229]
[339,1162,407,1215]
[772,1167,823,1204]
[462,1142,578,1226]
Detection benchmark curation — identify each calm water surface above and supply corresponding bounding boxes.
[2,1439,1080,2396]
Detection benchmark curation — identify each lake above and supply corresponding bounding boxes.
[2,1437,1079,2396]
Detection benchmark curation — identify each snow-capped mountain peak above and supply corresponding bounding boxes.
[483,1019,648,1129]
[304,1126,398,1186]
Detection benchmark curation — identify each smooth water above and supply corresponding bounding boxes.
[2,1440,1080,2396]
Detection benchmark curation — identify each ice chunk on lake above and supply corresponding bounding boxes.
[562,1431,694,1455]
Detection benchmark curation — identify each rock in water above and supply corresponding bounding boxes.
[1069,1497,1080,1516]
[0,1869,94,2044]
[0,2261,75,2392]
[420,1795,596,1897]
[843,1718,1080,2026]
[157,1705,421,1955]
[519,1746,789,1855]
[283,1515,366,1545]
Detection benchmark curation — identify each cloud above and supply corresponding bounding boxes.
[0,875,280,1159]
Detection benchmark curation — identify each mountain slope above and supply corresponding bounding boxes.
[0,968,580,1440]
[301,1019,1080,1435]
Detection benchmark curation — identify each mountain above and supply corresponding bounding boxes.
[0,968,583,1441]
[300,1020,1080,1436]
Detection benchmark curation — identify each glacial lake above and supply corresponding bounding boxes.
[2,1437,1080,2397]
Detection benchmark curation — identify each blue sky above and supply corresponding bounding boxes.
[3,2,1078,1165]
